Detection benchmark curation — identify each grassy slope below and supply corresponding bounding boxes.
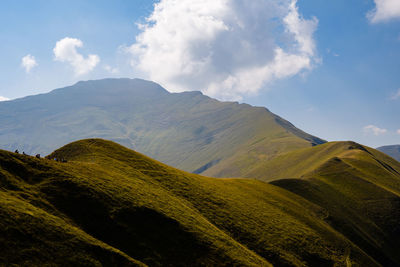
[0,139,377,266]
[0,154,144,266]
[258,141,400,266]
[0,78,324,178]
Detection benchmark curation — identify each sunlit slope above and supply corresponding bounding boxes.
[1,139,376,266]
[0,78,324,178]
[263,141,400,266]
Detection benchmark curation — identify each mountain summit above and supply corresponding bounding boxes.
[0,78,324,177]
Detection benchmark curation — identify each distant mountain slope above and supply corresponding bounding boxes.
[0,139,379,266]
[0,78,324,177]
[254,141,400,266]
[377,144,400,161]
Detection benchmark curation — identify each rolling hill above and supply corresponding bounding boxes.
[377,144,400,162]
[0,138,386,266]
[247,141,400,266]
[0,78,324,178]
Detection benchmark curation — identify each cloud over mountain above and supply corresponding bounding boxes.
[391,88,400,100]
[53,37,100,76]
[128,0,318,100]
[21,54,38,73]
[368,0,400,23]
[363,125,387,136]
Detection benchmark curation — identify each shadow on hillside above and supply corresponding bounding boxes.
[40,179,212,266]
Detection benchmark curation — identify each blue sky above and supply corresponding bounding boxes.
[0,0,399,147]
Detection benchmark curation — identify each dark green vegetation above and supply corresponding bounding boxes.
[1,138,392,266]
[377,144,400,162]
[0,78,324,178]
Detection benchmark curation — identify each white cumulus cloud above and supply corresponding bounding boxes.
[53,37,100,76]
[368,0,400,23]
[128,0,318,100]
[21,54,38,73]
[391,88,400,100]
[0,96,9,101]
[363,125,387,136]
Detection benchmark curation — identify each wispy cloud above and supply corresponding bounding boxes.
[104,65,119,74]
[21,54,38,73]
[391,88,400,100]
[397,129,400,135]
[367,0,400,23]
[0,96,9,101]
[127,0,319,100]
[53,37,100,76]
[306,106,316,112]
[363,125,387,136]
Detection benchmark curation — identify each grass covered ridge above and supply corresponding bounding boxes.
[0,139,379,266]
[266,141,400,266]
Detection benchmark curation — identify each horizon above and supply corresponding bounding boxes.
[0,0,399,147]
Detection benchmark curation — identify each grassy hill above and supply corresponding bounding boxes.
[247,141,400,266]
[0,139,383,266]
[0,78,324,178]
[377,144,400,162]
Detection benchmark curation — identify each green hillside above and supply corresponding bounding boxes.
[377,144,400,162]
[0,78,324,178]
[249,141,400,266]
[0,139,381,266]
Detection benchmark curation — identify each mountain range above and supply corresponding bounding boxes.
[2,78,400,266]
[0,78,324,178]
[2,138,400,266]
[377,145,400,162]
